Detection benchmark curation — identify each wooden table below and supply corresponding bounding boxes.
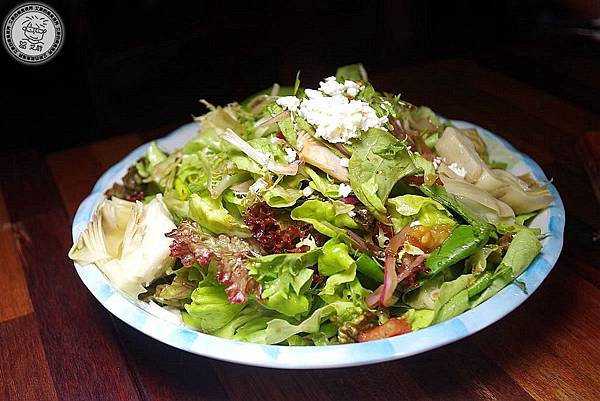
[1,59,599,401]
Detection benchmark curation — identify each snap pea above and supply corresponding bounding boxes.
[467,271,493,298]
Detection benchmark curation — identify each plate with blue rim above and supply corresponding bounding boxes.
[70,120,565,369]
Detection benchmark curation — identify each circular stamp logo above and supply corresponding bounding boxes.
[3,2,64,65]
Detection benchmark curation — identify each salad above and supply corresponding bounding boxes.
[69,64,553,345]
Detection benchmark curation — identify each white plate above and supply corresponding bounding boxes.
[71,120,565,369]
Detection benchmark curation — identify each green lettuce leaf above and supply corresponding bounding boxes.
[387,194,456,232]
[401,309,435,330]
[148,273,197,308]
[335,63,365,82]
[304,166,341,198]
[264,301,357,344]
[471,228,541,307]
[432,274,473,323]
[183,284,245,333]
[348,128,417,221]
[263,185,304,208]
[189,192,250,237]
[211,303,283,344]
[247,250,320,317]
[290,199,359,237]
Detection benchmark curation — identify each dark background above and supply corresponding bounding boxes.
[2,0,599,152]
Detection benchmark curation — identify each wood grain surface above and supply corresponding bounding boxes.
[1,59,599,401]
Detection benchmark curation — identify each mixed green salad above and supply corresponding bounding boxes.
[69,64,553,345]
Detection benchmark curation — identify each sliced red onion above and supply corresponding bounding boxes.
[366,285,383,308]
[366,285,399,308]
[341,195,361,205]
[407,253,428,270]
[344,228,370,253]
[334,143,352,158]
[380,226,410,307]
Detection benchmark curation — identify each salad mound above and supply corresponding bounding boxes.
[69,64,552,345]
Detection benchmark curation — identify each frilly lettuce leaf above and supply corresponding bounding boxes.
[318,238,354,277]
[290,199,359,238]
[211,303,285,344]
[318,238,369,306]
[183,284,245,333]
[136,141,167,178]
[264,301,358,344]
[189,192,250,237]
[247,250,320,317]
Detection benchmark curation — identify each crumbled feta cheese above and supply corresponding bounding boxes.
[339,157,349,167]
[448,162,467,178]
[409,220,421,227]
[338,183,352,197]
[348,210,356,217]
[319,76,363,97]
[302,186,314,197]
[298,94,385,144]
[276,96,300,112]
[319,77,344,96]
[376,231,389,248]
[344,81,362,97]
[304,89,324,99]
[249,178,267,193]
[284,147,297,163]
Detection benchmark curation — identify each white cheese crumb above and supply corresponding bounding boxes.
[249,178,267,193]
[344,81,362,97]
[409,220,421,227]
[348,210,356,217]
[376,231,389,248]
[319,76,363,97]
[448,162,467,178]
[298,94,385,144]
[284,147,297,163]
[338,183,352,197]
[304,89,324,99]
[339,157,349,167]
[276,96,300,112]
[302,186,314,197]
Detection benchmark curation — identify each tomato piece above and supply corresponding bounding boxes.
[356,318,412,342]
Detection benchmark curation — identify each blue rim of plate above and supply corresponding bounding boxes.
[71,120,565,369]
